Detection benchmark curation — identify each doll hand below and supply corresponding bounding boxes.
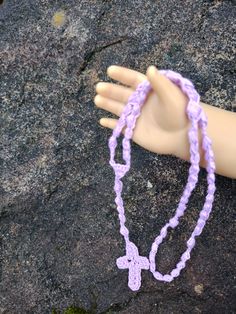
[95,65,189,156]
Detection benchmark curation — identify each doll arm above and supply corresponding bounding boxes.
[175,102,236,179]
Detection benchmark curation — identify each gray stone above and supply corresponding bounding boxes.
[0,0,235,313]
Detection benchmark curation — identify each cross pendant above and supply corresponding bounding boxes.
[116,242,150,291]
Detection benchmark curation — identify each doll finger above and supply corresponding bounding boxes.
[99,118,126,135]
[94,95,125,117]
[99,117,118,130]
[107,65,146,89]
[96,82,132,104]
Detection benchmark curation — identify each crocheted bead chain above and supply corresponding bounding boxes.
[108,70,216,291]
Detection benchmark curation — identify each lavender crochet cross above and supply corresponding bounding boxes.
[116,242,149,291]
[108,70,216,291]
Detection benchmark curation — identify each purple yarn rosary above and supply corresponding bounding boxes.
[108,70,216,291]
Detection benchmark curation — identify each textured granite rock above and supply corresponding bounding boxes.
[0,0,236,313]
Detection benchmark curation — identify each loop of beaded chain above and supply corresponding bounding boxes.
[108,70,216,291]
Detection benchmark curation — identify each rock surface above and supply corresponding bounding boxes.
[0,0,236,313]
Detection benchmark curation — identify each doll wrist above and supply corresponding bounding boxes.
[173,115,205,167]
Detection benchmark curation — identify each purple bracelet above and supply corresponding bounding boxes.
[108,70,216,291]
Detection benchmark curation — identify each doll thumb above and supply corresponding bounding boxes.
[146,66,176,103]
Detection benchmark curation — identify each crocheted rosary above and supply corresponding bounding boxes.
[108,70,216,291]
